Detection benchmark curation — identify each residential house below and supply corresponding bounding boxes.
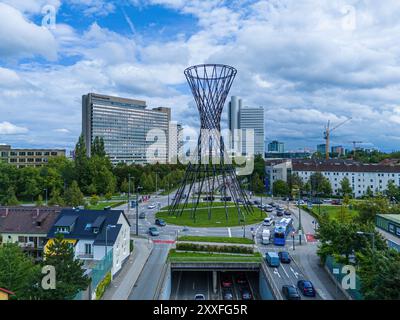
[46,209,131,276]
[0,207,63,259]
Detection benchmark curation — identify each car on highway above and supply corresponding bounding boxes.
[235,272,247,285]
[148,227,160,236]
[263,217,273,226]
[297,199,305,205]
[265,207,274,213]
[253,200,260,205]
[222,288,233,300]
[282,285,301,300]
[278,251,291,264]
[147,204,156,209]
[194,294,206,300]
[221,196,232,201]
[297,280,316,297]
[239,287,252,300]
[236,199,244,204]
[139,212,146,219]
[155,219,166,227]
[265,252,280,267]
[221,274,233,288]
[276,211,284,217]
[284,210,292,216]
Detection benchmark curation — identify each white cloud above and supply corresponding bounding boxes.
[0,3,58,61]
[0,122,28,134]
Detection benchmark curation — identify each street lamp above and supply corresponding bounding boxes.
[136,185,143,236]
[105,224,117,257]
[44,189,48,206]
[356,231,375,252]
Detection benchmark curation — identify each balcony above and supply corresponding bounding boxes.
[76,253,94,260]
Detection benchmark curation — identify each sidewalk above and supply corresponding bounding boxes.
[102,237,153,300]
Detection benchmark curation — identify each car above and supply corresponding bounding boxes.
[266,252,280,267]
[331,199,342,205]
[240,287,252,300]
[148,227,159,236]
[221,274,233,288]
[284,210,292,216]
[222,288,233,300]
[297,199,305,205]
[276,211,284,217]
[194,294,206,300]
[263,217,273,226]
[221,196,232,202]
[155,219,166,227]
[203,196,215,201]
[147,204,156,209]
[282,285,301,300]
[237,199,244,203]
[265,207,273,213]
[253,200,260,205]
[139,212,146,219]
[297,280,316,297]
[235,272,247,285]
[278,251,291,264]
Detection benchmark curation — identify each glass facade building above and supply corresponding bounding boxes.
[82,93,171,165]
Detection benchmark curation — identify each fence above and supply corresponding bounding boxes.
[73,249,113,300]
[325,255,363,300]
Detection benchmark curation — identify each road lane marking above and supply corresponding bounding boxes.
[280,264,290,278]
[290,267,300,279]
[228,228,232,237]
[273,268,281,278]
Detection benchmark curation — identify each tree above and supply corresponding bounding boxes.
[91,136,106,158]
[288,173,304,193]
[339,177,353,197]
[308,172,332,197]
[89,195,100,206]
[365,186,374,198]
[36,195,44,207]
[0,244,40,300]
[48,189,65,206]
[385,180,400,202]
[273,180,289,197]
[252,173,265,194]
[357,249,400,300]
[39,234,90,300]
[74,135,90,192]
[354,197,400,224]
[120,178,129,193]
[64,181,84,207]
[1,187,19,206]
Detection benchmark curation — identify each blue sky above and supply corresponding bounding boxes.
[1,0,400,153]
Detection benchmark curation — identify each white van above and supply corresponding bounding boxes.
[263,217,273,226]
[261,229,271,245]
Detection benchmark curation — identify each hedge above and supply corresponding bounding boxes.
[176,242,254,254]
[95,272,112,300]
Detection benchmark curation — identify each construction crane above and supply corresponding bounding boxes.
[324,118,352,160]
[349,141,364,158]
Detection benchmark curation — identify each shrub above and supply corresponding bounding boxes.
[175,243,253,254]
[95,272,111,300]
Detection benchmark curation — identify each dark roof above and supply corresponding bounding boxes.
[292,159,400,173]
[0,207,65,235]
[47,209,129,246]
[54,215,78,227]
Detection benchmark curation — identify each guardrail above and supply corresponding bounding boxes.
[260,260,283,300]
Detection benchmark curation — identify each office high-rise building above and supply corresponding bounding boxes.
[268,140,285,153]
[227,96,265,156]
[317,144,327,155]
[82,93,171,165]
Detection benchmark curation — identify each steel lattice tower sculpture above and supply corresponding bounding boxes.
[169,64,253,223]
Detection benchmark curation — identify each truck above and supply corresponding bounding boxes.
[261,229,271,245]
[265,252,280,267]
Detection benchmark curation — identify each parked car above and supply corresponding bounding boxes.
[139,212,146,219]
[278,251,291,264]
[265,207,274,213]
[148,227,159,236]
[155,219,166,227]
[203,196,215,201]
[194,294,206,300]
[312,199,323,204]
[221,196,232,201]
[147,204,156,209]
[331,199,342,205]
[240,287,252,300]
[282,285,301,300]
[265,252,280,267]
[222,288,233,300]
[297,280,316,297]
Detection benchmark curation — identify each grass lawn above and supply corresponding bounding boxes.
[177,236,254,244]
[303,205,359,222]
[168,250,262,263]
[161,201,238,211]
[87,201,126,210]
[156,205,266,227]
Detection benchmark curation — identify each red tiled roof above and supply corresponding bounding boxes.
[0,288,15,295]
[292,159,400,173]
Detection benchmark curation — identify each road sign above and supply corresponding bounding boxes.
[333,268,340,275]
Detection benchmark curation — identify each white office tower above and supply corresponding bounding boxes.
[227,96,265,156]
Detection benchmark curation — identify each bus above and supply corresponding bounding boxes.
[273,218,294,246]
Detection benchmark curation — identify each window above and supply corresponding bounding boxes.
[19,152,26,156]
[35,152,42,156]
[389,224,395,234]
[27,152,34,156]
[85,244,92,255]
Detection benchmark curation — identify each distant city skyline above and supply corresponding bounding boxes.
[1,1,400,153]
